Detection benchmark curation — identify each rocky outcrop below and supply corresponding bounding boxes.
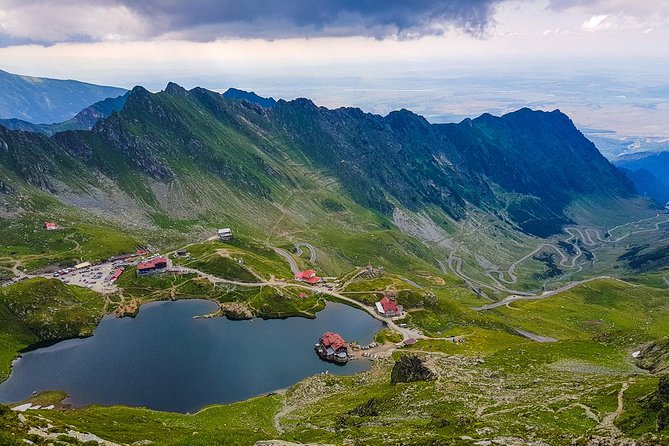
[637,338,669,374]
[658,375,669,403]
[390,354,435,384]
[220,302,254,320]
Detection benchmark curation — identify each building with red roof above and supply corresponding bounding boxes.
[44,222,60,230]
[375,295,403,317]
[136,257,168,275]
[295,269,322,285]
[315,331,349,363]
[108,267,124,283]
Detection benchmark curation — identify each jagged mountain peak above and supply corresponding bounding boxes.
[164,82,188,95]
[0,85,638,238]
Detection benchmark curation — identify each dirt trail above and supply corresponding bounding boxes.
[174,265,423,341]
[597,381,630,436]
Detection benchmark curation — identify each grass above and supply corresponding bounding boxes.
[32,394,283,446]
[0,278,104,380]
[0,216,140,273]
[491,279,669,346]
[175,239,292,281]
[374,328,403,344]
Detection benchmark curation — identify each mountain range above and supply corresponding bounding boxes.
[0,82,637,244]
[615,151,669,205]
[0,69,127,124]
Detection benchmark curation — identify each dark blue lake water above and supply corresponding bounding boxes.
[0,300,382,413]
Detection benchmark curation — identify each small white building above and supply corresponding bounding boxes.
[218,228,233,240]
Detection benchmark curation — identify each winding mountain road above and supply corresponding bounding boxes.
[446,213,669,305]
[294,243,317,263]
[273,247,300,275]
[473,276,628,311]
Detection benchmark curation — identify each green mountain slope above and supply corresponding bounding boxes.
[0,69,126,123]
[0,84,668,446]
[0,83,650,280]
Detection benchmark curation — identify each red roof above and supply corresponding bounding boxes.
[380,296,399,314]
[321,332,347,351]
[304,276,321,284]
[299,293,308,299]
[44,222,59,230]
[295,270,316,280]
[109,267,124,282]
[137,257,168,270]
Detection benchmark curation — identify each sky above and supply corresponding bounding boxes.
[0,0,667,154]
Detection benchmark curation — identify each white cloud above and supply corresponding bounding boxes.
[581,14,609,30]
[0,3,149,43]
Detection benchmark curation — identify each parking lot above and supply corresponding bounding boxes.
[52,262,124,294]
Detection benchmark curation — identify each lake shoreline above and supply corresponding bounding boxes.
[0,299,383,413]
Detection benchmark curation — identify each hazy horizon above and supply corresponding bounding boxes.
[2,0,668,156]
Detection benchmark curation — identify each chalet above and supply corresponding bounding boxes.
[218,228,233,240]
[375,295,403,318]
[295,269,322,285]
[315,331,349,364]
[44,222,60,230]
[136,257,168,276]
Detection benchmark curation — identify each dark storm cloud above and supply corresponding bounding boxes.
[133,0,504,38]
[0,0,505,44]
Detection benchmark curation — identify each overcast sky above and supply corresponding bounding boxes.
[0,0,667,144]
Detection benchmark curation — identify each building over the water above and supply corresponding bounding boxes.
[375,295,403,318]
[218,228,233,240]
[136,257,168,276]
[315,331,349,364]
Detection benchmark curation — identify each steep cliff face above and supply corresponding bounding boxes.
[267,101,634,235]
[0,84,637,238]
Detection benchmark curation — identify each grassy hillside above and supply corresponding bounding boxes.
[1,278,666,445]
[0,278,104,380]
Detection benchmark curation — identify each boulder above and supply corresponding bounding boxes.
[390,354,435,384]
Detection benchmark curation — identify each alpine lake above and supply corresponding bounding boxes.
[0,300,383,413]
